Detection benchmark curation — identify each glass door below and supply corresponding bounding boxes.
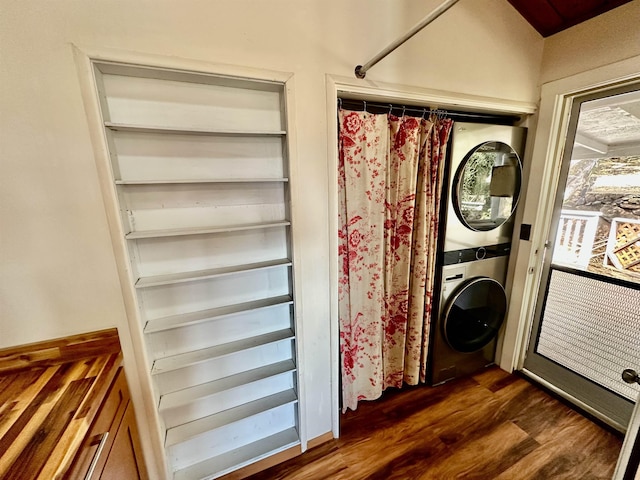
[523,83,640,430]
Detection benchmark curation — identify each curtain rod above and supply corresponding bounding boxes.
[355,0,461,79]
[339,99,520,124]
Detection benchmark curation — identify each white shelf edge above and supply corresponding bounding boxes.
[105,121,286,136]
[95,62,286,93]
[159,360,296,412]
[165,389,297,447]
[144,295,294,334]
[125,220,291,239]
[172,427,300,480]
[151,329,295,375]
[115,178,289,185]
[136,259,292,289]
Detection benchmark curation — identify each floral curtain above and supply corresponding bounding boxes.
[338,108,453,412]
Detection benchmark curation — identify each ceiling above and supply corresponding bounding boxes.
[573,90,640,160]
[507,0,633,37]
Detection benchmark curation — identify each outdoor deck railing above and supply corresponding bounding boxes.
[552,209,602,268]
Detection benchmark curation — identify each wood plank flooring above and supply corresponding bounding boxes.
[247,367,623,479]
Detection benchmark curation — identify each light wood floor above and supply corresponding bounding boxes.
[248,366,623,479]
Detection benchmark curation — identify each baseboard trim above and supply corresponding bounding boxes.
[307,431,335,450]
[218,431,336,479]
[218,444,302,480]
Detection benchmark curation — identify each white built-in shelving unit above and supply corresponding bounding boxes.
[92,62,300,479]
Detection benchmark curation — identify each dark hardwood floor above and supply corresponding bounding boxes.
[248,367,623,479]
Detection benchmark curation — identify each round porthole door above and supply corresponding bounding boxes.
[453,141,522,232]
[443,277,507,353]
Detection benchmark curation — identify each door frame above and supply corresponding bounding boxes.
[503,55,640,378]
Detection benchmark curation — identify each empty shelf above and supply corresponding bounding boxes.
[159,360,296,412]
[136,259,292,288]
[115,178,289,185]
[105,121,286,136]
[144,295,293,333]
[172,427,299,480]
[165,389,297,446]
[125,220,291,239]
[151,329,295,375]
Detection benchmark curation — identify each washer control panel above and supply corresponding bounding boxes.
[442,243,511,266]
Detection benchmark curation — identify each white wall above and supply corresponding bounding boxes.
[541,1,640,84]
[0,0,542,472]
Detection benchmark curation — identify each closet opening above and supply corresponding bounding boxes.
[336,96,526,416]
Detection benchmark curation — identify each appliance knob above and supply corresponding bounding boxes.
[476,247,487,260]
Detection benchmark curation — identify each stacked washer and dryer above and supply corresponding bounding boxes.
[429,123,526,386]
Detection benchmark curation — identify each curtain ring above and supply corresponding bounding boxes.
[388,103,393,115]
[401,106,406,118]
[363,100,367,113]
[338,98,342,110]
[421,108,427,120]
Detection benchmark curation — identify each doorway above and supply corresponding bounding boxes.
[522,83,640,430]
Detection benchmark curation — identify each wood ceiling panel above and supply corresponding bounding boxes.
[507,0,633,37]
[506,0,564,37]
[550,0,604,17]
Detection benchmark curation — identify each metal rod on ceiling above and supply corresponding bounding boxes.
[354,0,461,79]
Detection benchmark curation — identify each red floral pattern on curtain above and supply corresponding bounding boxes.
[338,108,452,411]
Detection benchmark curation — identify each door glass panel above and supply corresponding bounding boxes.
[453,141,522,231]
[551,89,640,283]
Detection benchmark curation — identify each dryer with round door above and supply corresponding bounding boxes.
[443,123,526,253]
[430,254,509,385]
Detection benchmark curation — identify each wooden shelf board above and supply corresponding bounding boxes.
[151,329,295,375]
[165,389,297,447]
[172,427,300,480]
[105,121,286,136]
[136,259,292,289]
[159,360,296,412]
[115,178,289,185]
[144,295,293,334]
[125,220,291,240]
